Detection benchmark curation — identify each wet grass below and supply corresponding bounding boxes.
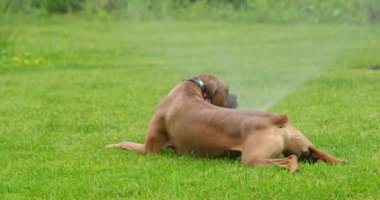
[0,16,379,199]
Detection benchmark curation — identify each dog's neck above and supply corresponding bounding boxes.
[187,77,208,100]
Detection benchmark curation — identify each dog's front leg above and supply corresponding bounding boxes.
[106,116,168,154]
[106,141,145,153]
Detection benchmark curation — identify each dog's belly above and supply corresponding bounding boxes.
[172,142,232,158]
[168,129,241,158]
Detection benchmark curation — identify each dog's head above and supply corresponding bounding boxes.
[198,74,238,108]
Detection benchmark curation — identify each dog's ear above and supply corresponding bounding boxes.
[207,79,228,107]
[272,114,288,127]
[207,79,219,98]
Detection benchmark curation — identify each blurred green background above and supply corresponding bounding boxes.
[1,0,380,23]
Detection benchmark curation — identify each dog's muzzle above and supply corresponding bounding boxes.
[226,94,238,109]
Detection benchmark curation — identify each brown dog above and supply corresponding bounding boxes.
[107,74,345,172]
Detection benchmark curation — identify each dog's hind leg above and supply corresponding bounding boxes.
[308,146,345,164]
[257,155,299,173]
[241,132,299,173]
[242,154,299,173]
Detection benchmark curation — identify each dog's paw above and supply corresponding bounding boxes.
[105,143,120,149]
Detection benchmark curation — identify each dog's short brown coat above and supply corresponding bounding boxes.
[107,74,344,172]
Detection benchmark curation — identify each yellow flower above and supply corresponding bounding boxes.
[34,58,44,65]
[13,56,20,62]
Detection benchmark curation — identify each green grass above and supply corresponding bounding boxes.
[0,16,379,199]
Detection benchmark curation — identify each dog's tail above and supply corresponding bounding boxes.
[271,114,288,127]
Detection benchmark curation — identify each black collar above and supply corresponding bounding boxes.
[187,77,208,100]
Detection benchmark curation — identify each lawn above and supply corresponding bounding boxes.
[0,16,379,199]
